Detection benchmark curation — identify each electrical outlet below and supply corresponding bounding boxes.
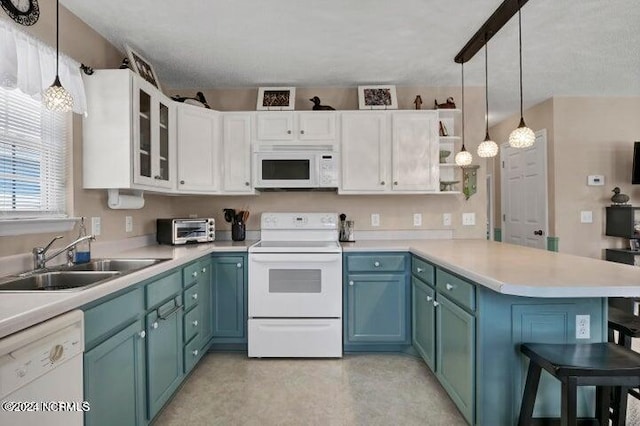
[413,213,422,227]
[576,315,590,339]
[462,212,476,226]
[443,213,452,226]
[91,217,101,236]
[371,213,380,227]
[580,211,593,223]
[125,216,133,233]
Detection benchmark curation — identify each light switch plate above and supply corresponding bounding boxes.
[580,211,593,223]
[91,217,101,236]
[125,216,133,233]
[462,212,476,226]
[413,213,422,227]
[371,214,380,227]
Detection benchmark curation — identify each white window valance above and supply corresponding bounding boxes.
[0,19,87,115]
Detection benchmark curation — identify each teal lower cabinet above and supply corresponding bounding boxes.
[211,254,247,347]
[84,319,146,426]
[412,277,436,370]
[198,257,214,349]
[435,294,475,424]
[410,255,607,425]
[146,296,184,420]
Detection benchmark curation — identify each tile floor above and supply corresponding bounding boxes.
[153,352,467,426]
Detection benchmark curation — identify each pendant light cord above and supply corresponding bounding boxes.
[518,7,523,119]
[55,0,59,76]
[484,41,489,137]
[461,61,465,150]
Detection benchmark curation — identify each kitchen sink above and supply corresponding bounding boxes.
[64,258,166,272]
[0,271,120,291]
[0,258,168,292]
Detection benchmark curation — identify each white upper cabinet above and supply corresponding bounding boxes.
[256,112,336,143]
[176,104,220,193]
[83,70,176,191]
[340,111,389,193]
[339,111,439,194]
[391,111,439,192]
[222,113,254,193]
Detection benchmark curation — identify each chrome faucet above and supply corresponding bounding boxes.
[32,235,96,270]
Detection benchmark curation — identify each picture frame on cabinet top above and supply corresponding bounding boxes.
[358,85,398,110]
[125,45,161,91]
[256,87,296,110]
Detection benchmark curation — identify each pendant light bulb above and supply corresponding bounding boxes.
[478,39,498,158]
[43,0,73,112]
[455,61,472,166]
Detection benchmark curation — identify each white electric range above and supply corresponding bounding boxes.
[248,212,342,358]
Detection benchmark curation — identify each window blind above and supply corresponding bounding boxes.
[0,87,68,218]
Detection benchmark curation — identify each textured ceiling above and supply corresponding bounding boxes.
[60,0,640,124]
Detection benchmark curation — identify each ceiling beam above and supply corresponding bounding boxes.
[454,0,530,64]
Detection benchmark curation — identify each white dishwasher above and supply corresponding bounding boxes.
[0,310,84,426]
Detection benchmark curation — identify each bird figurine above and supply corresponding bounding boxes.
[414,95,423,110]
[434,97,456,109]
[309,96,335,110]
[171,91,211,109]
[611,187,630,205]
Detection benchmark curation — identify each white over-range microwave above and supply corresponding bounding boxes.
[252,146,339,189]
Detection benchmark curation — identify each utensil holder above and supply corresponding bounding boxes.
[231,222,246,241]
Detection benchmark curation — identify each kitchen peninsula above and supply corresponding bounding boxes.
[2,239,640,425]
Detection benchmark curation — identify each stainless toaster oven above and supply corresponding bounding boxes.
[156,218,215,245]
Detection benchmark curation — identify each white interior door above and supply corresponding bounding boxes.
[501,129,548,249]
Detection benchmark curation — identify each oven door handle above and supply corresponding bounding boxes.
[249,253,340,263]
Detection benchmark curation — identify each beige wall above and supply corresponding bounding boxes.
[0,3,489,258]
[490,96,640,258]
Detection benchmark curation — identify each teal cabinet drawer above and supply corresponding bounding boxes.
[347,254,406,273]
[436,269,476,312]
[184,334,203,374]
[146,270,182,309]
[183,260,206,288]
[412,257,435,286]
[183,282,200,311]
[183,305,200,343]
[84,287,144,349]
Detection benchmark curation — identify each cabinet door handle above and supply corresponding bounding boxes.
[433,301,440,307]
[445,283,454,291]
[394,181,398,186]
[192,349,199,357]
[287,130,292,134]
[158,303,182,320]
[180,180,185,185]
[300,130,305,134]
[373,261,380,267]
[426,296,433,302]
[380,181,385,185]
[192,271,198,278]
[192,293,198,300]
[151,321,159,330]
[349,280,354,286]
[237,262,242,268]
[192,320,198,327]
[245,182,250,186]
[417,267,423,273]
[139,330,146,339]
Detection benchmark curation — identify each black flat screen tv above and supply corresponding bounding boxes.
[634,142,640,184]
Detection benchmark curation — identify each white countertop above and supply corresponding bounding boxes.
[0,241,254,339]
[343,239,640,298]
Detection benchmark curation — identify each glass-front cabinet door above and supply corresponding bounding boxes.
[133,78,174,189]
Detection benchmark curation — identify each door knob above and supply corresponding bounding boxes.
[139,330,146,339]
[237,262,242,268]
[373,261,380,267]
[192,293,198,300]
[192,320,198,327]
[417,267,423,273]
[426,296,433,302]
[380,181,385,185]
[300,130,305,134]
[534,230,544,236]
[445,283,454,291]
[287,130,292,134]
[151,321,158,329]
[349,281,354,286]
[180,180,185,185]
[433,301,440,307]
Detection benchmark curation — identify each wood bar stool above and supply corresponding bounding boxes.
[518,342,640,426]
[608,306,640,423]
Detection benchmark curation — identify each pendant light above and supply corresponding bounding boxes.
[42,0,73,112]
[455,62,472,166]
[477,40,499,158]
[508,7,534,148]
